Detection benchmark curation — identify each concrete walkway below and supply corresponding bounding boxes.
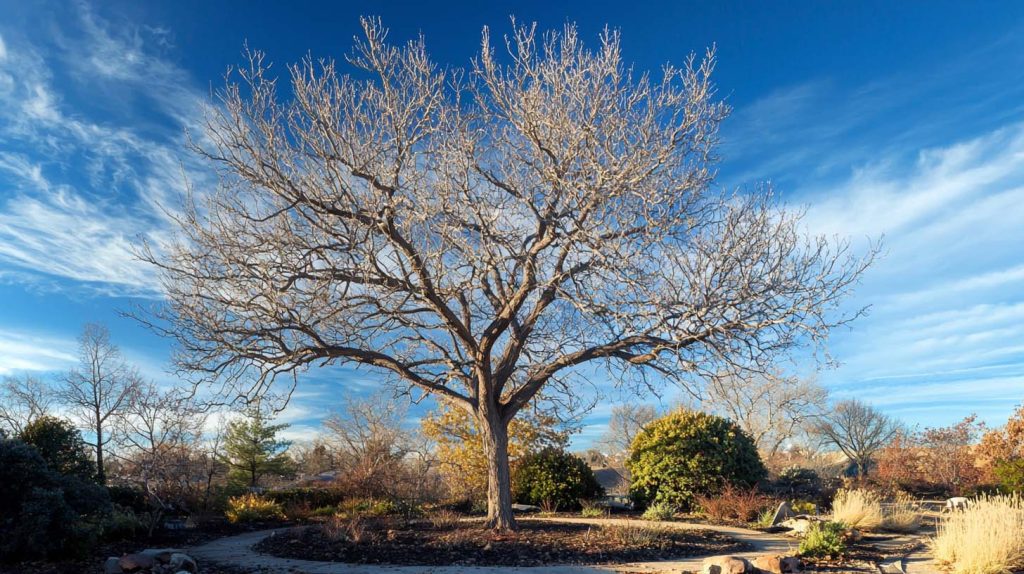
[188,517,797,574]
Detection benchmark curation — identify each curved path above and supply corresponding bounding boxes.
[187,517,797,574]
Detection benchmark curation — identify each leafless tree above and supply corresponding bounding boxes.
[323,393,432,499]
[599,404,659,459]
[0,374,55,435]
[60,323,140,484]
[142,19,873,529]
[116,380,205,532]
[703,371,828,459]
[814,398,899,477]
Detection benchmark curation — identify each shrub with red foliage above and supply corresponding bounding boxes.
[695,484,775,523]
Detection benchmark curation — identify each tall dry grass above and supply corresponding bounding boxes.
[881,494,921,533]
[831,488,884,531]
[930,494,1024,574]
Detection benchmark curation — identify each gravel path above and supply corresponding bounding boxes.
[187,517,797,574]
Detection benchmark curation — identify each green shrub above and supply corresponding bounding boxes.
[311,505,339,517]
[102,505,146,540]
[107,485,149,513]
[512,448,604,511]
[0,438,111,560]
[641,500,676,521]
[994,459,1024,493]
[799,521,847,558]
[225,493,286,523]
[18,416,95,481]
[627,410,767,510]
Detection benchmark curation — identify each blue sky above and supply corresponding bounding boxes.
[0,1,1022,446]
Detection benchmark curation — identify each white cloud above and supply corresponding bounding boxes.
[0,329,77,375]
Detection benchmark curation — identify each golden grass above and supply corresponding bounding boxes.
[930,494,1024,574]
[881,494,921,533]
[830,488,884,531]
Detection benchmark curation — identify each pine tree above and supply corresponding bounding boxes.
[220,407,294,488]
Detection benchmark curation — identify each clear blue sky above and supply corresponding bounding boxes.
[1,1,1022,446]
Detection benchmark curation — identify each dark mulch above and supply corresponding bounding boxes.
[255,519,750,566]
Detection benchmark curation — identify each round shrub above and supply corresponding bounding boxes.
[512,447,604,511]
[627,410,766,510]
[19,416,95,481]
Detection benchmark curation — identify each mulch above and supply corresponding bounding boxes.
[255,519,751,566]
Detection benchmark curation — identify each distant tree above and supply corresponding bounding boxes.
[0,374,55,435]
[322,394,427,498]
[876,416,985,496]
[117,381,205,530]
[144,19,873,529]
[220,406,294,488]
[814,399,899,478]
[59,323,140,484]
[627,409,766,509]
[599,404,658,460]
[421,401,570,503]
[976,405,1024,483]
[18,416,94,480]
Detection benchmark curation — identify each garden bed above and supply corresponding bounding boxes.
[255,519,750,566]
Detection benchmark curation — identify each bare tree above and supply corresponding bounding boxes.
[322,394,419,496]
[117,380,205,532]
[0,374,55,435]
[143,20,873,529]
[703,371,828,459]
[60,323,140,484]
[599,404,658,459]
[814,398,899,477]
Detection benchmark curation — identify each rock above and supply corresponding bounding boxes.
[751,555,803,574]
[769,501,796,526]
[119,553,155,571]
[511,503,541,512]
[702,555,753,574]
[168,552,198,574]
[140,548,176,563]
[104,557,123,574]
[844,528,862,542]
[779,517,814,536]
[878,558,905,574]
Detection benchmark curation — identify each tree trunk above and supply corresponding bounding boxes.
[479,406,516,531]
[95,421,106,485]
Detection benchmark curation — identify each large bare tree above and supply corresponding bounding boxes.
[144,19,872,529]
[815,398,900,477]
[60,323,139,484]
[599,404,659,459]
[703,371,828,459]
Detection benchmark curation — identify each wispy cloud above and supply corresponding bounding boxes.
[0,328,77,374]
[0,5,207,297]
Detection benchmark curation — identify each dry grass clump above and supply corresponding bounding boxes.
[881,494,921,533]
[830,488,883,531]
[930,494,1024,574]
[603,522,672,546]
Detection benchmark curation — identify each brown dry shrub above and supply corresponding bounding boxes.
[696,485,775,522]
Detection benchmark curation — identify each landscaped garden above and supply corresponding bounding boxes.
[1,7,1023,574]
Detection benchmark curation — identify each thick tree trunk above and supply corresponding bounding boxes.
[479,406,516,531]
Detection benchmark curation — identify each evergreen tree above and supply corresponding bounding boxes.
[220,407,294,488]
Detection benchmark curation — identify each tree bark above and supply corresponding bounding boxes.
[479,405,516,531]
[95,417,106,485]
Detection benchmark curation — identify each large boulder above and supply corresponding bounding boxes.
[769,501,796,526]
[751,554,803,574]
[104,557,123,574]
[702,555,753,574]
